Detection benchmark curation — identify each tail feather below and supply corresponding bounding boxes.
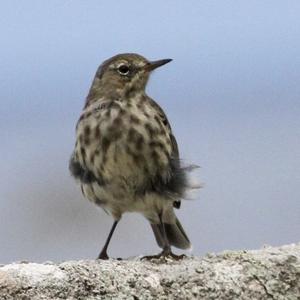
[151,217,191,250]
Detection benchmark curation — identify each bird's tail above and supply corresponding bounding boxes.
[151,217,191,250]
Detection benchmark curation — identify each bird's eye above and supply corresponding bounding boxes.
[118,64,130,75]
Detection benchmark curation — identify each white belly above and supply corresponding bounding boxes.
[81,181,175,223]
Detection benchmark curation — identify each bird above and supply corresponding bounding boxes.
[69,53,198,260]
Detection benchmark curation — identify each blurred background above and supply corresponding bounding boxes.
[0,1,299,264]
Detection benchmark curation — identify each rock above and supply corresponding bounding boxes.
[0,243,299,299]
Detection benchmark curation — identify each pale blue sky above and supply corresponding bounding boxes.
[0,1,299,263]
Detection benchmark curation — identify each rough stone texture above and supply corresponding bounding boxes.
[0,243,299,299]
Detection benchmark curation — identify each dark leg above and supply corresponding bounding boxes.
[97,220,118,260]
[142,216,185,260]
[159,221,186,260]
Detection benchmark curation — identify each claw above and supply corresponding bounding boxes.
[142,250,186,261]
[98,251,109,260]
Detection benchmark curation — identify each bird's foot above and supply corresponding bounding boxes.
[97,251,109,260]
[97,252,123,261]
[142,249,186,261]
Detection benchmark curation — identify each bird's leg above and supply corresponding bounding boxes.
[142,215,185,261]
[157,219,186,260]
[97,220,118,260]
[159,220,185,260]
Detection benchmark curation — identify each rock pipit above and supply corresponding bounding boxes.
[70,53,198,259]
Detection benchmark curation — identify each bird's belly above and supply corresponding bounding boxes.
[81,180,174,222]
[103,140,149,185]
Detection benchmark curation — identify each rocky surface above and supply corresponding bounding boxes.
[0,243,299,299]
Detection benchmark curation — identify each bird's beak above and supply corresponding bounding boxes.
[145,58,173,71]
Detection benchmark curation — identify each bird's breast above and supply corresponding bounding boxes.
[74,97,172,188]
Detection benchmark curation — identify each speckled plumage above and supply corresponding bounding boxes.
[69,53,197,259]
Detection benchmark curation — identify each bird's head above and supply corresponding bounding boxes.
[87,53,172,101]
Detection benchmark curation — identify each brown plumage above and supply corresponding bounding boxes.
[69,53,198,259]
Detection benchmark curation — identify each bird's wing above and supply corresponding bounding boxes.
[69,153,104,185]
[147,98,186,204]
[69,100,107,186]
[147,98,179,158]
